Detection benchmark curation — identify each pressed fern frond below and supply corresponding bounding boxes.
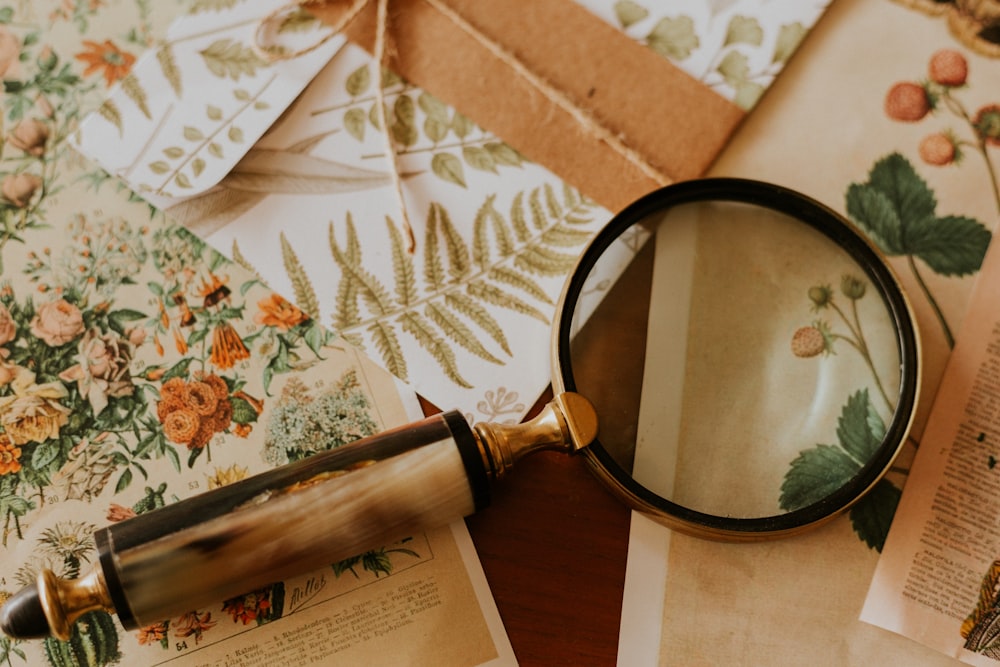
[386,216,418,307]
[367,320,407,381]
[542,223,593,247]
[515,245,580,277]
[330,220,394,316]
[476,195,515,258]
[543,183,563,219]
[436,203,470,282]
[399,311,471,388]
[528,188,548,230]
[280,232,320,317]
[487,266,552,304]
[425,300,502,364]
[423,205,448,291]
[444,291,512,356]
[508,191,532,243]
[467,280,549,324]
[230,239,264,281]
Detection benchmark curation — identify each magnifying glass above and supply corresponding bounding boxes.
[0,178,920,641]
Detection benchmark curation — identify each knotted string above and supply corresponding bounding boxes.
[253,0,674,252]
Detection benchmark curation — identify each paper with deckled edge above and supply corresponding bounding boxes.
[618,0,1000,663]
[0,3,515,666]
[71,0,831,426]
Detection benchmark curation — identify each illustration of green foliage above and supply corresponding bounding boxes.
[335,65,525,188]
[199,39,268,81]
[846,152,991,347]
[780,389,900,551]
[613,0,649,28]
[645,15,699,60]
[320,185,595,388]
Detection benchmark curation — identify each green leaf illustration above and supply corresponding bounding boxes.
[367,320,407,380]
[417,92,448,123]
[390,94,418,147]
[717,50,750,88]
[724,16,763,47]
[463,145,498,174]
[344,107,367,141]
[345,64,370,96]
[780,389,884,512]
[848,479,900,552]
[846,153,990,276]
[773,22,807,64]
[614,0,649,28]
[199,39,268,80]
[431,152,467,187]
[781,444,860,510]
[836,389,882,463]
[645,16,699,61]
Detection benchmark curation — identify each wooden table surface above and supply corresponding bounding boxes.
[465,448,632,666]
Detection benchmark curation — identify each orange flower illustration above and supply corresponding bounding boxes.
[136,620,168,646]
[74,39,136,87]
[210,321,250,370]
[223,588,272,625]
[255,293,309,331]
[0,435,21,475]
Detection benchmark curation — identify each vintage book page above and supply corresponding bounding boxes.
[618,0,1000,663]
[0,3,514,666]
[861,236,1000,662]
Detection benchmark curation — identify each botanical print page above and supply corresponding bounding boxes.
[619,0,1000,664]
[0,2,513,666]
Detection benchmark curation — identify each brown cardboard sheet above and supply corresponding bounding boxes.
[310,0,746,213]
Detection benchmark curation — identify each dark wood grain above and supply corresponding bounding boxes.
[465,450,631,666]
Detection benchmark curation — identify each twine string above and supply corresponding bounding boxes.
[253,0,674,252]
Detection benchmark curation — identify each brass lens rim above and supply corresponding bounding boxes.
[551,178,921,540]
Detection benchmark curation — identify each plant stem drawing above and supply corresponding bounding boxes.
[790,275,892,411]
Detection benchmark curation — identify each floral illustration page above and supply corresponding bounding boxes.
[0,2,514,666]
[73,0,832,424]
[619,0,1000,664]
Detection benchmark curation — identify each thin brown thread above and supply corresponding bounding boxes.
[372,0,416,252]
[255,0,673,251]
[420,0,672,188]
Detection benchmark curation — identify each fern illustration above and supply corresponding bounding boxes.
[320,184,597,387]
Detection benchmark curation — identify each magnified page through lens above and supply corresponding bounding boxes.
[571,199,903,522]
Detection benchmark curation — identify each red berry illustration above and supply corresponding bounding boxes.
[791,326,826,358]
[928,49,968,87]
[885,82,931,122]
[918,132,957,165]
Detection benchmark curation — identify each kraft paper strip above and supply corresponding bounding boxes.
[309,0,747,213]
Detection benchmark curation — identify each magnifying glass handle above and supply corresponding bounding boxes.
[0,393,596,641]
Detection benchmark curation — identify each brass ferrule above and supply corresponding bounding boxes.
[38,566,115,641]
[473,392,598,480]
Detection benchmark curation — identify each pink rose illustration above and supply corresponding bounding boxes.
[30,299,84,347]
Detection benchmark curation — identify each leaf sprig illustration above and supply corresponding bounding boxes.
[312,185,595,388]
[846,152,991,348]
[314,63,526,188]
[611,2,809,110]
[780,389,901,551]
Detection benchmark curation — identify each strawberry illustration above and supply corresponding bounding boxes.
[885,82,931,122]
[918,132,958,165]
[928,49,968,87]
[791,326,826,358]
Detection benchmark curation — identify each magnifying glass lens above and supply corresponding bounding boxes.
[560,181,917,538]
